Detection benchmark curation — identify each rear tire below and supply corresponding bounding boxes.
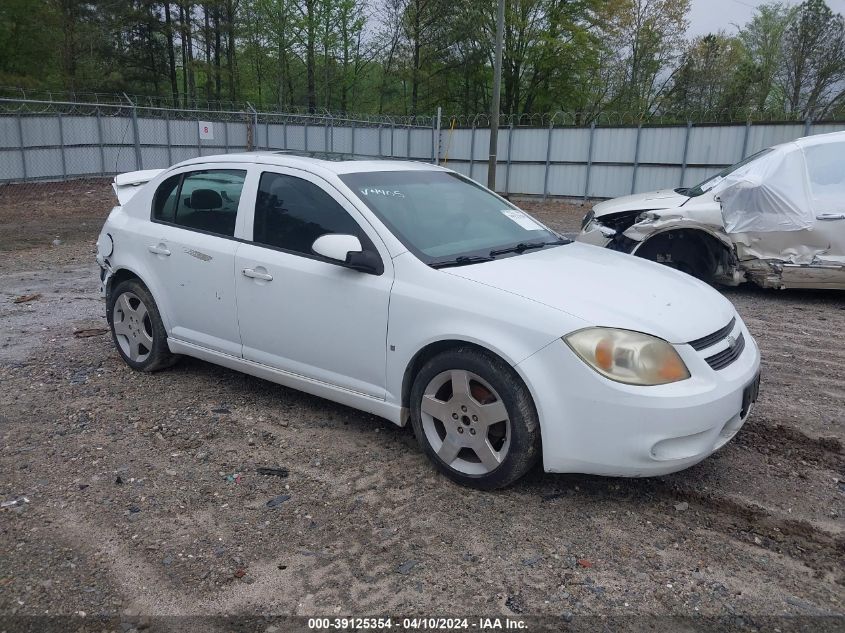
[107,279,178,372]
[409,347,541,489]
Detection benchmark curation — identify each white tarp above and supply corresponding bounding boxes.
[718,132,845,233]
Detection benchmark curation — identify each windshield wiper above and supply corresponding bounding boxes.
[489,238,568,258]
[430,255,495,269]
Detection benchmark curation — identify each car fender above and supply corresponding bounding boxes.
[104,260,176,334]
[384,254,586,424]
[625,218,735,255]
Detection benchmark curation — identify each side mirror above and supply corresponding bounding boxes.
[311,234,383,275]
[312,233,363,261]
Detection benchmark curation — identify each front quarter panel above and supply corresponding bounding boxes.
[384,252,588,408]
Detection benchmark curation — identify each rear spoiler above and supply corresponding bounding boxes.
[112,169,166,205]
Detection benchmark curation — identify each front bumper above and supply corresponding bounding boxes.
[519,318,761,477]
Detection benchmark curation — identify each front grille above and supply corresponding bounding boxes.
[705,332,745,370]
[688,317,736,351]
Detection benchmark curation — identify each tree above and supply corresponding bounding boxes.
[778,0,845,118]
[605,0,690,115]
[738,1,794,114]
[666,33,748,117]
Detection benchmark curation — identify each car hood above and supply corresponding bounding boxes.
[444,242,735,344]
[592,189,690,217]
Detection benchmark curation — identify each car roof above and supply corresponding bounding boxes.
[787,130,845,151]
[172,151,444,175]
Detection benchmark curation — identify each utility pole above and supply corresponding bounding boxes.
[487,0,505,191]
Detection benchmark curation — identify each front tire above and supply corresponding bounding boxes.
[409,347,541,489]
[107,279,177,372]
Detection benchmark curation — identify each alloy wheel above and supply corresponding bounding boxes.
[420,369,511,475]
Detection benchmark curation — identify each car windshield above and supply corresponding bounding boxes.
[678,148,774,197]
[339,170,566,266]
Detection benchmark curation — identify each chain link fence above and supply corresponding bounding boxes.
[0,96,436,184]
[2,94,845,206]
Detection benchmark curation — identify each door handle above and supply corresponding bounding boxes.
[148,243,171,256]
[242,268,273,281]
[816,213,845,221]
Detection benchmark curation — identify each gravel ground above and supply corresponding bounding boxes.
[0,180,843,630]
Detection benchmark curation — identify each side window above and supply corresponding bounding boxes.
[153,174,180,222]
[804,144,845,213]
[153,169,246,237]
[253,172,365,255]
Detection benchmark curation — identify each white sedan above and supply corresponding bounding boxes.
[96,152,761,489]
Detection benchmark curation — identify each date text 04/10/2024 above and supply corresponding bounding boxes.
[306,617,528,630]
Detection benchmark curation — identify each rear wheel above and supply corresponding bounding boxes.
[107,279,177,372]
[409,347,541,489]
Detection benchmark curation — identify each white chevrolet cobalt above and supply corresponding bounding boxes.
[96,152,761,489]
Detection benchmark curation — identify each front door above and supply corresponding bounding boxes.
[234,168,393,397]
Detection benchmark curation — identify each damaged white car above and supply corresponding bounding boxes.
[578,131,845,289]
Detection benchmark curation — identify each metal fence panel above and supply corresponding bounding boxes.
[547,163,587,196]
[636,165,683,191]
[811,123,844,135]
[687,126,745,165]
[745,124,805,156]
[3,98,845,201]
[0,117,19,148]
[637,127,687,164]
[332,127,352,154]
[0,153,24,180]
[410,127,433,159]
[26,147,64,177]
[682,166,716,188]
[305,125,324,152]
[63,116,100,145]
[65,146,101,175]
[592,128,638,163]
[549,128,590,162]
[510,128,547,161]
[508,163,544,195]
[137,117,168,145]
[140,146,170,167]
[588,165,635,198]
[21,116,60,146]
[170,146,197,164]
[102,146,137,173]
[356,128,379,156]
[228,121,248,148]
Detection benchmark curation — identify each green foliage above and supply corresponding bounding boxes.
[1,0,844,120]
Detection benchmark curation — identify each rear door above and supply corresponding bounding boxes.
[750,142,845,288]
[143,165,249,356]
[234,168,393,397]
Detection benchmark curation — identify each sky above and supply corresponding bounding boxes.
[687,0,845,37]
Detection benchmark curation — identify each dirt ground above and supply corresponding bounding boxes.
[0,180,843,631]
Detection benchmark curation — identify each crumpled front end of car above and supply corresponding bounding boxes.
[578,208,644,252]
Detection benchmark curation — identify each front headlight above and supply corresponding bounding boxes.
[564,328,690,386]
[635,211,660,223]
